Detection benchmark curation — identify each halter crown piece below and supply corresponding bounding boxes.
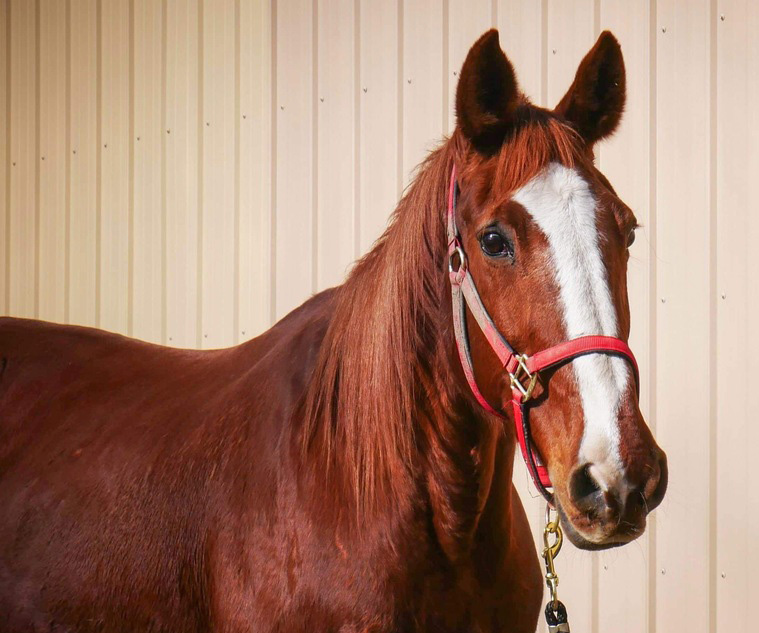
[446,165,640,504]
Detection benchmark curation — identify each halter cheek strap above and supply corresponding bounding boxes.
[446,165,639,504]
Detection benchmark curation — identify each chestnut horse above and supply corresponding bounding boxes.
[0,30,666,632]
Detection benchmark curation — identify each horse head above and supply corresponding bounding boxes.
[451,29,667,549]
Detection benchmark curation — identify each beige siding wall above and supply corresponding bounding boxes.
[1,1,754,630]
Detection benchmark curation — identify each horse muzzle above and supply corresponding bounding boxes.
[559,448,668,549]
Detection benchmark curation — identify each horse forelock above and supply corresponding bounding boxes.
[458,106,586,202]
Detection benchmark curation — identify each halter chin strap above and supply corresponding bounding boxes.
[446,165,639,504]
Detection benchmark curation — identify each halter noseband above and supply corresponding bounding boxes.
[446,165,639,504]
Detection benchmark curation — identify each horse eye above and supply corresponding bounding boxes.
[626,228,636,248]
[480,230,513,258]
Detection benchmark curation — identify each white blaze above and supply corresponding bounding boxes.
[512,163,630,489]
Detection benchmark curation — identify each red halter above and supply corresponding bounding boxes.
[446,165,639,504]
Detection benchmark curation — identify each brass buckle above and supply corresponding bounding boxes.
[510,354,539,402]
[542,503,563,611]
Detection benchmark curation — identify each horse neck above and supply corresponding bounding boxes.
[417,305,519,563]
[301,140,517,556]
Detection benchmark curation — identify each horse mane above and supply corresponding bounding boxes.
[301,106,583,517]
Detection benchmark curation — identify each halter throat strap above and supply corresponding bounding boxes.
[446,165,639,504]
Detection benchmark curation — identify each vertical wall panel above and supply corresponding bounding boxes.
[596,2,653,632]
[446,0,492,133]
[655,1,712,632]
[545,0,594,106]
[358,0,398,253]
[0,0,9,315]
[99,0,131,334]
[165,0,199,347]
[545,4,596,631]
[238,0,271,339]
[497,0,543,102]
[133,0,164,343]
[316,0,355,289]
[402,0,443,186]
[9,0,36,317]
[274,0,314,318]
[38,0,67,323]
[201,0,236,347]
[68,0,98,327]
[715,1,759,630]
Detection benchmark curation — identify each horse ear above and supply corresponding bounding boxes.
[555,31,626,144]
[455,29,520,153]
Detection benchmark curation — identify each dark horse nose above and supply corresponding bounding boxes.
[568,451,668,529]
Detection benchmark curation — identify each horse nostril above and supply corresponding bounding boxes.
[569,464,606,516]
[623,451,668,522]
[645,451,668,511]
[570,464,599,499]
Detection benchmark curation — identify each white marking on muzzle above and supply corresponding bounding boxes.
[513,163,630,490]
